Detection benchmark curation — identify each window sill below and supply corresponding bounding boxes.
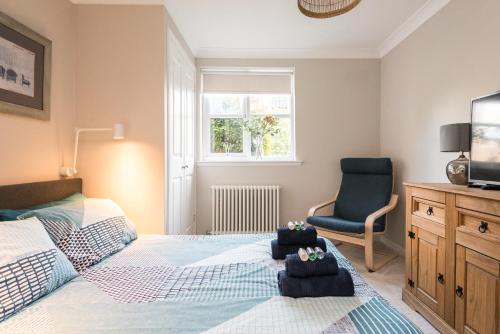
[197,160,303,167]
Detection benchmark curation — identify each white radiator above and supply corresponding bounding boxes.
[211,185,280,234]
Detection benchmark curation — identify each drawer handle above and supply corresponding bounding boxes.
[426,207,434,216]
[455,286,463,298]
[437,273,444,284]
[478,221,489,233]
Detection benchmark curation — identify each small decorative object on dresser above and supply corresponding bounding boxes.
[0,12,51,120]
[440,123,471,185]
[403,182,500,334]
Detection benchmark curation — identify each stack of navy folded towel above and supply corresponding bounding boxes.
[271,225,326,260]
[278,252,354,298]
[272,225,355,298]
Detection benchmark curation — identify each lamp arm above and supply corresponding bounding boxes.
[72,129,80,172]
[72,128,112,172]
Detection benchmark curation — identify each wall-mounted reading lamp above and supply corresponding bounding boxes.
[60,123,125,177]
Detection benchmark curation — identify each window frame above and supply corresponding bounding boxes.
[200,68,296,163]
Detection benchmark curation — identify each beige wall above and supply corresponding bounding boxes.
[75,5,166,234]
[4,0,498,246]
[196,58,381,234]
[74,5,193,234]
[380,0,500,246]
[0,1,193,234]
[0,0,76,185]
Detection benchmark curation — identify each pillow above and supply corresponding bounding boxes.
[0,192,86,221]
[19,199,137,272]
[0,217,78,322]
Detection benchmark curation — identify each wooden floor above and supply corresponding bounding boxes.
[337,242,439,334]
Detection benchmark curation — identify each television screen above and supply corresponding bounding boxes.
[470,92,500,185]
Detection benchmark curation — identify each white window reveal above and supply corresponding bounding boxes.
[201,69,296,162]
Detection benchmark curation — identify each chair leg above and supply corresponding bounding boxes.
[364,233,374,272]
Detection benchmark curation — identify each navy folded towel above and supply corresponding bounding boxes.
[285,253,339,277]
[277,268,354,298]
[271,238,327,260]
[277,226,317,245]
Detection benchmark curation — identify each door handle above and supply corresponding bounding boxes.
[181,165,189,169]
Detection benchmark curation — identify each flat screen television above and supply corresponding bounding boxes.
[469,91,500,186]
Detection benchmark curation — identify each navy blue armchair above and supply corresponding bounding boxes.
[307,158,398,271]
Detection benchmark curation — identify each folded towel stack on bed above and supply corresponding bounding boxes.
[278,252,354,298]
[271,225,326,260]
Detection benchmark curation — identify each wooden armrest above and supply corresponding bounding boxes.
[364,194,399,233]
[307,195,338,217]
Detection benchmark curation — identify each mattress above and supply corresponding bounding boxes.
[0,234,422,333]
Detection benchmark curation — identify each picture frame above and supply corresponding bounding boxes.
[0,11,51,120]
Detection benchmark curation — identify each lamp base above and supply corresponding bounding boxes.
[59,167,77,177]
[446,154,469,185]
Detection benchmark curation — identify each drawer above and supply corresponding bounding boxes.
[412,215,445,238]
[456,209,500,260]
[412,197,445,225]
[456,195,500,217]
[459,211,500,238]
[409,187,446,204]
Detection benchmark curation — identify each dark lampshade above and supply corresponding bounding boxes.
[440,123,471,153]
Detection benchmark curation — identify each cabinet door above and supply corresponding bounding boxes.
[411,226,446,317]
[455,246,500,334]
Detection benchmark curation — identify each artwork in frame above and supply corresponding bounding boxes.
[0,11,51,120]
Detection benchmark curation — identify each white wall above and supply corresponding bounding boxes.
[196,58,381,234]
[380,0,500,246]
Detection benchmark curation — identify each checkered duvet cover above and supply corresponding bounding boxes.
[0,234,422,334]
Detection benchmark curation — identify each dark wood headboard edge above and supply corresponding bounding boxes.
[0,178,83,209]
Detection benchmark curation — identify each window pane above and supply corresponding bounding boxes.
[249,95,290,115]
[210,118,244,154]
[205,94,243,115]
[250,117,291,157]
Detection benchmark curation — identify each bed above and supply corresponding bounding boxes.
[0,179,422,334]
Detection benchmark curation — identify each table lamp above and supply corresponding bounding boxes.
[440,123,471,185]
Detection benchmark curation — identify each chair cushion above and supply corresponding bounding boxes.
[307,215,385,234]
[334,158,393,226]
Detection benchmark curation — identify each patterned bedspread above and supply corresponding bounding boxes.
[0,234,422,333]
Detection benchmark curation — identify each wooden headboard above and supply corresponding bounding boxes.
[0,178,82,209]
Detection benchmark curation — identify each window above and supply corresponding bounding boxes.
[201,69,295,162]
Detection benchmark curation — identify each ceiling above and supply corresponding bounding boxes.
[71,0,450,59]
[165,0,452,58]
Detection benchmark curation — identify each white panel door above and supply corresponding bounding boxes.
[182,65,196,234]
[167,31,196,235]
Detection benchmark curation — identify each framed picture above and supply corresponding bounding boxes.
[0,12,51,120]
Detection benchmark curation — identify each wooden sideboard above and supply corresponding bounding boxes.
[403,183,500,334]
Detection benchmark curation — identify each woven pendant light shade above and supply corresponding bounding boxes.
[298,0,361,18]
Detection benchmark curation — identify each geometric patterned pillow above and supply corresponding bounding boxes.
[19,199,137,272]
[0,217,78,322]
